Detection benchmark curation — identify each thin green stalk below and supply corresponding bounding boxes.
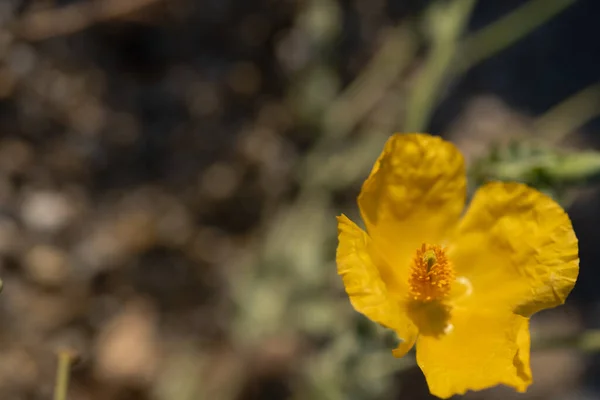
[534,82,600,144]
[456,0,576,74]
[300,26,417,191]
[406,0,575,132]
[53,351,73,400]
[322,26,417,142]
[533,329,600,352]
[404,0,477,132]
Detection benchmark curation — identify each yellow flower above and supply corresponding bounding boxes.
[336,133,579,398]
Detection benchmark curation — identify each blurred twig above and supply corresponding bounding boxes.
[533,329,600,352]
[301,25,416,190]
[15,0,167,41]
[53,350,74,400]
[305,91,405,191]
[535,82,600,144]
[404,0,477,132]
[405,0,575,133]
[322,26,417,142]
[456,0,576,74]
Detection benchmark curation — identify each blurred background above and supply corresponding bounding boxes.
[0,0,598,399]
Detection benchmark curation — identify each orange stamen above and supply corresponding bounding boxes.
[408,243,454,302]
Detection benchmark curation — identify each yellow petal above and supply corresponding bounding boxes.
[450,182,579,316]
[336,214,417,354]
[416,309,532,399]
[515,317,532,383]
[358,133,466,283]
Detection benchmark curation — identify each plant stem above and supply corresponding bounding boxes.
[535,82,600,144]
[404,0,477,132]
[456,0,576,74]
[53,350,73,400]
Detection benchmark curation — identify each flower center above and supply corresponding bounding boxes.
[408,243,454,302]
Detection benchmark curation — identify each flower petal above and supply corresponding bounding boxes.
[358,133,466,280]
[336,214,417,354]
[450,182,579,316]
[515,318,532,383]
[416,310,532,399]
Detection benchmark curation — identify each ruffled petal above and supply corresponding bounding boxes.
[416,309,532,399]
[515,317,532,383]
[450,182,579,316]
[336,214,417,354]
[358,133,466,284]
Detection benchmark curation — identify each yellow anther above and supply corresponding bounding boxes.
[408,243,454,302]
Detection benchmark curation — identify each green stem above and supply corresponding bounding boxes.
[321,26,417,142]
[404,0,477,132]
[456,0,576,74]
[534,82,600,144]
[533,329,600,352]
[53,351,73,400]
